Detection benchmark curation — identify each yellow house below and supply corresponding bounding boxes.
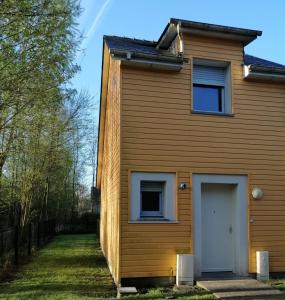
[96,18,285,286]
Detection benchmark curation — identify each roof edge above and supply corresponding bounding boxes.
[157,18,262,49]
[248,64,285,75]
[104,35,157,47]
[170,18,262,37]
[110,49,186,71]
[244,65,285,82]
[96,42,110,189]
[110,48,186,63]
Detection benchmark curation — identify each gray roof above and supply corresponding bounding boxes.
[244,54,285,68]
[105,36,158,56]
[105,35,285,70]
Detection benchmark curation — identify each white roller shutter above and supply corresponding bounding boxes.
[193,65,226,86]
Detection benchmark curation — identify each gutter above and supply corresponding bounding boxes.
[249,65,285,75]
[170,18,262,40]
[244,65,285,82]
[157,18,262,50]
[110,49,186,71]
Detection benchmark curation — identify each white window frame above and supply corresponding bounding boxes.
[192,58,232,114]
[130,172,176,222]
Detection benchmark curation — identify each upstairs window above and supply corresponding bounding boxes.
[193,60,231,114]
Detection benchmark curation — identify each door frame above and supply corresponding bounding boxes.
[192,174,248,277]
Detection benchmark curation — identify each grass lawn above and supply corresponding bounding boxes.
[0,234,116,299]
[0,234,215,299]
[122,287,216,300]
[269,278,285,294]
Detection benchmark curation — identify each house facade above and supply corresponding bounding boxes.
[97,19,285,286]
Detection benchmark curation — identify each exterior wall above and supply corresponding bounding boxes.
[120,34,285,278]
[100,57,121,283]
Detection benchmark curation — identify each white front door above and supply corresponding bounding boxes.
[201,183,235,272]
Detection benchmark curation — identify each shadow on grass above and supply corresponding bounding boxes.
[1,282,116,298]
[29,253,108,268]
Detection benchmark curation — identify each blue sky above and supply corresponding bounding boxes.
[73,0,285,185]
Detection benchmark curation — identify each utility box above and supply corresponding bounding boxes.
[176,254,194,286]
[256,251,269,281]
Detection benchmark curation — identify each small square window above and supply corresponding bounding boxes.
[192,61,231,114]
[140,181,165,217]
[130,172,176,222]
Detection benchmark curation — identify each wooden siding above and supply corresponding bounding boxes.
[120,34,285,278]
[100,56,121,283]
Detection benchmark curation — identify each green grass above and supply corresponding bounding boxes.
[122,287,216,300]
[0,234,116,299]
[0,234,215,299]
[269,278,285,293]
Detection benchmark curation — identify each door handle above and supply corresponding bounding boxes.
[229,225,233,234]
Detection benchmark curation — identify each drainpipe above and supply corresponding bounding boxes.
[177,22,184,56]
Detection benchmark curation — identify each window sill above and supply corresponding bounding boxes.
[129,219,178,224]
[191,110,234,117]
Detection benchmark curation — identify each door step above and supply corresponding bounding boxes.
[117,287,137,298]
[197,278,283,299]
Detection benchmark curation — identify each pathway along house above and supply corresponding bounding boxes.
[96,19,285,286]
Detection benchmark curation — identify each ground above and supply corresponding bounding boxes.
[0,234,116,299]
[270,278,285,294]
[0,234,215,299]
[1,234,284,299]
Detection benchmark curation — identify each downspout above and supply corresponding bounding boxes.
[177,22,184,56]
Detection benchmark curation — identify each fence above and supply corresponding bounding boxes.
[56,212,99,235]
[0,219,56,269]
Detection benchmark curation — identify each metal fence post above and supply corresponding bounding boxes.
[28,223,32,255]
[44,220,46,242]
[97,217,100,240]
[37,221,41,247]
[14,225,19,265]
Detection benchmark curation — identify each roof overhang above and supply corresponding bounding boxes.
[244,65,285,82]
[110,48,186,71]
[157,18,262,49]
[157,23,178,50]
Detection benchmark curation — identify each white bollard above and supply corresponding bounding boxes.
[176,254,194,286]
[256,251,269,281]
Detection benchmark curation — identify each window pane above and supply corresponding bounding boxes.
[193,85,222,112]
[141,191,160,211]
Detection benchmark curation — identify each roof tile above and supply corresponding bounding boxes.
[104,36,158,56]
